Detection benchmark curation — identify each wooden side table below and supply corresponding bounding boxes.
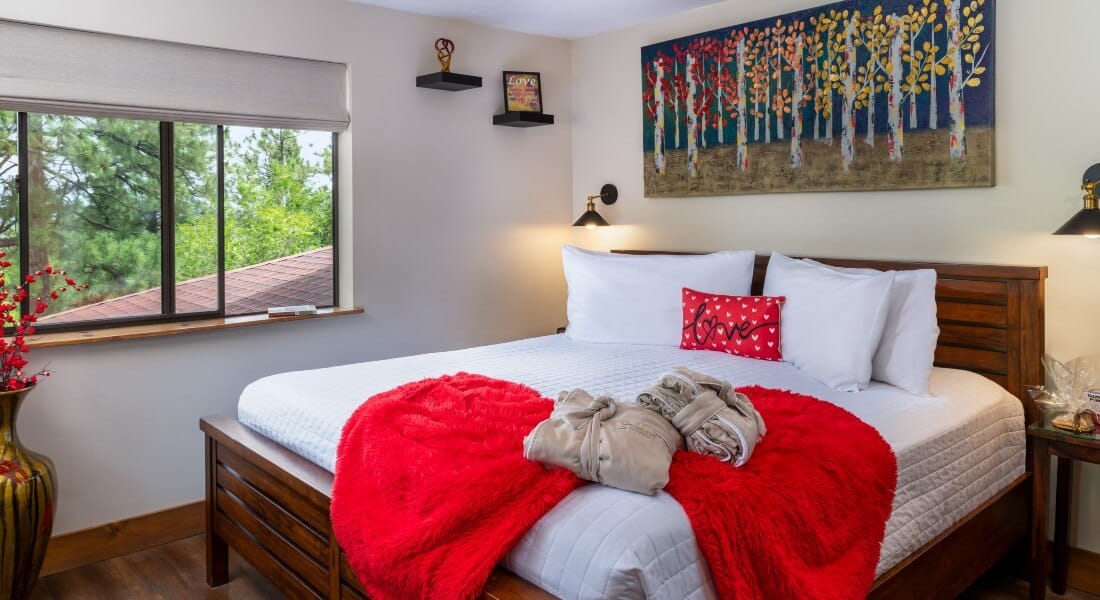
[1028,418,1100,600]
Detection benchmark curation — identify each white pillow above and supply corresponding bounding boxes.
[803,259,939,395]
[762,253,894,392]
[562,246,755,346]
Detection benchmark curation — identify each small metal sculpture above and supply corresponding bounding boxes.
[435,38,455,73]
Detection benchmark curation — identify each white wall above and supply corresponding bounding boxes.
[1,0,573,535]
[572,0,1100,550]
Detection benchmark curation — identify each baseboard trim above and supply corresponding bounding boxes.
[41,501,204,577]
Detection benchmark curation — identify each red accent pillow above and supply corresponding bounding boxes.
[681,288,784,361]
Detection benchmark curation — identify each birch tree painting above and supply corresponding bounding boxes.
[641,0,994,197]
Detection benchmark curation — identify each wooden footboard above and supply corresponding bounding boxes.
[201,415,553,600]
[203,414,1028,600]
[203,416,359,599]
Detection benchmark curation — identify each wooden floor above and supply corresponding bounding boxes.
[960,576,1100,600]
[31,535,279,599]
[29,534,1100,599]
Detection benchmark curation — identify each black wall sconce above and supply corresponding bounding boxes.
[1055,163,1100,238]
[573,184,618,229]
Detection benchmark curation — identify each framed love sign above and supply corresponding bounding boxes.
[502,71,543,113]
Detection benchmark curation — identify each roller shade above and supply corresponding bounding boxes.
[0,19,349,131]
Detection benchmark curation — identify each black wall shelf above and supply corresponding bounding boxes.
[493,112,554,127]
[416,72,482,91]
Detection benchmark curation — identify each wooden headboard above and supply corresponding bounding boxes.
[613,251,1047,423]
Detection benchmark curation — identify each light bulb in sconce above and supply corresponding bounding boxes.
[572,184,617,229]
[1054,164,1100,237]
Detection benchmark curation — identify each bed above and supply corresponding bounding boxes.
[201,254,1046,599]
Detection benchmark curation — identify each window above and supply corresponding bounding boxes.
[0,113,18,281]
[28,114,163,323]
[223,127,334,315]
[174,123,219,313]
[0,110,337,331]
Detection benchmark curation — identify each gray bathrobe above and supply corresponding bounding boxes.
[523,389,683,495]
[637,368,766,466]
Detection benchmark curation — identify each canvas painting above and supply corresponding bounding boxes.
[641,0,994,197]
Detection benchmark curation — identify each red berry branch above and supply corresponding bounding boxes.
[0,252,89,391]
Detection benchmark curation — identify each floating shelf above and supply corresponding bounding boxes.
[493,112,554,127]
[416,71,482,91]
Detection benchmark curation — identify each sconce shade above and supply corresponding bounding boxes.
[572,183,617,228]
[1057,163,1100,237]
[1054,208,1100,237]
[573,209,609,228]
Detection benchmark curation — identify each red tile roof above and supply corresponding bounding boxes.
[40,247,334,324]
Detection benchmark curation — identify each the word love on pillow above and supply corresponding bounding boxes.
[681,288,784,361]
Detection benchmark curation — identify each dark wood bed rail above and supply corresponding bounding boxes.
[614,251,1048,424]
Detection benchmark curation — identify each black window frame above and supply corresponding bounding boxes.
[9,112,339,333]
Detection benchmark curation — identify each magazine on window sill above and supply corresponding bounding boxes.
[267,305,318,318]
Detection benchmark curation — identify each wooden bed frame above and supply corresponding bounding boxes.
[201,254,1046,599]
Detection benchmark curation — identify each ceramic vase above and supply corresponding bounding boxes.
[0,387,54,600]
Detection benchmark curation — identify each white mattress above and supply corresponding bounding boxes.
[238,335,1024,600]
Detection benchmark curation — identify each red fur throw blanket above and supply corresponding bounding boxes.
[668,385,896,600]
[332,374,896,600]
[331,374,582,600]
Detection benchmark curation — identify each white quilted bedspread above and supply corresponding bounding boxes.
[238,335,1024,600]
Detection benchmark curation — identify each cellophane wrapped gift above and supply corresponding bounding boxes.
[1027,354,1100,432]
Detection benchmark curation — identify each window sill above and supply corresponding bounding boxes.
[25,307,364,349]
